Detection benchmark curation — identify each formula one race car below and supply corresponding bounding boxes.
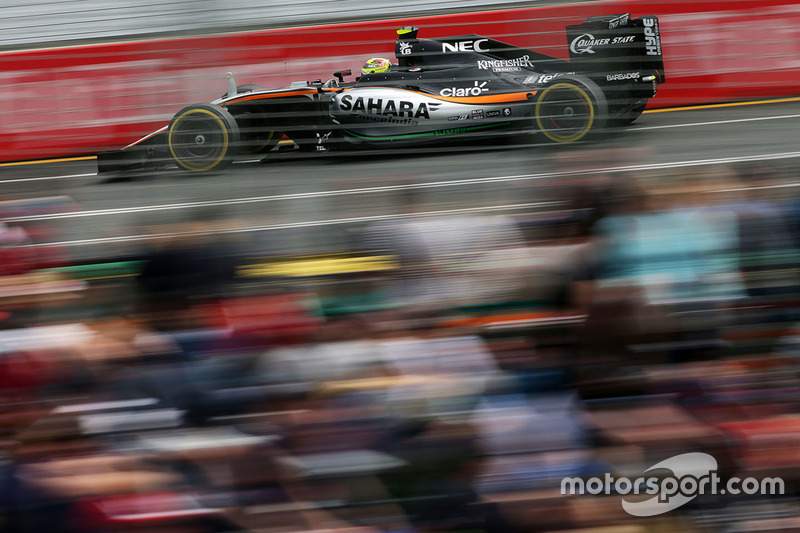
[98,13,664,173]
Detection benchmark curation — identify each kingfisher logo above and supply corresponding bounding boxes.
[338,94,440,119]
[477,55,534,71]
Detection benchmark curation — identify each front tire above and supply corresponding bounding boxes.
[535,77,607,143]
[168,104,240,172]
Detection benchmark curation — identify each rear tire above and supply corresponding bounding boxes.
[168,104,240,172]
[535,77,607,143]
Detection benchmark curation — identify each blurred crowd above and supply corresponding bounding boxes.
[2,161,800,532]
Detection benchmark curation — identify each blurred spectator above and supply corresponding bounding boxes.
[0,221,35,277]
[136,217,242,333]
[578,172,745,363]
[732,163,800,297]
[1,414,180,533]
[361,215,529,310]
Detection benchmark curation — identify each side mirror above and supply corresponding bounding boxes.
[226,72,237,98]
[333,70,352,83]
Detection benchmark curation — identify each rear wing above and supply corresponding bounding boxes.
[566,14,665,82]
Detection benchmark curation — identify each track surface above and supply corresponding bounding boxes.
[2,99,799,260]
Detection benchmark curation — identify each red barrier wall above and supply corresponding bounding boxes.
[1,0,799,161]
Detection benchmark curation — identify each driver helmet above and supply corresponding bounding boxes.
[362,57,393,75]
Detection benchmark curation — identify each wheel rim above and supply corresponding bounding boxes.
[169,109,230,171]
[535,83,595,143]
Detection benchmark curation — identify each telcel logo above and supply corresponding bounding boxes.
[439,81,489,97]
[442,39,489,53]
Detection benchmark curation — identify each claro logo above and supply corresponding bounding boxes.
[442,39,489,53]
[439,81,489,97]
